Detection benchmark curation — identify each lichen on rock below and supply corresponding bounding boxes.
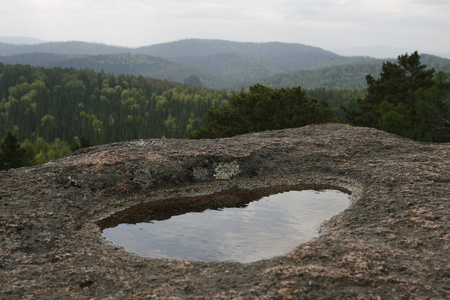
[213,160,241,180]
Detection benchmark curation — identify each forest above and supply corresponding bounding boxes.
[1,51,449,170]
[0,63,232,142]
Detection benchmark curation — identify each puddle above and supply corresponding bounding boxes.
[97,185,351,263]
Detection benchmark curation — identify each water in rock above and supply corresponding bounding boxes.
[101,188,350,263]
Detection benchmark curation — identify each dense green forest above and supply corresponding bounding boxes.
[0,63,364,145]
[0,63,232,146]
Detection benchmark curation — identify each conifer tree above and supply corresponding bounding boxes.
[346,51,450,141]
[190,84,336,139]
[0,132,26,170]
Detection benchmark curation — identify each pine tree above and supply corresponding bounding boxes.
[345,51,449,141]
[0,131,26,170]
[190,84,336,139]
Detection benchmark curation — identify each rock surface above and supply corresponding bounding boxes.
[0,123,449,299]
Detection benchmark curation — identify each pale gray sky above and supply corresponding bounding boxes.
[1,0,449,56]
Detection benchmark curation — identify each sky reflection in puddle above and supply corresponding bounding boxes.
[102,189,349,263]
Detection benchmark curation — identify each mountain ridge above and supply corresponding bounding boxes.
[0,36,47,45]
[1,38,449,90]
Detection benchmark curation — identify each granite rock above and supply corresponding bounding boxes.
[0,124,449,299]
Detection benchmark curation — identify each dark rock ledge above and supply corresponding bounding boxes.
[0,124,448,299]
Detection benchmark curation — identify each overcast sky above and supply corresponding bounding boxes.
[1,0,449,56]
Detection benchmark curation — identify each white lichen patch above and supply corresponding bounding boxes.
[128,140,164,147]
[129,140,148,147]
[67,175,80,187]
[214,161,240,180]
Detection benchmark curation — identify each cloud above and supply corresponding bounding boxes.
[0,0,449,53]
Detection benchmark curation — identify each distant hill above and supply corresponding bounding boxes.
[0,38,347,70]
[169,52,290,87]
[333,45,450,60]
[420,54,450,73]
[253,59,385,90]
[0,41,127,56]
[332,45,416,59]
[134,39,348,70]
[257,54,450,90]
[0,36,46,45]
[0,53,226,88]
[0,39,449,90]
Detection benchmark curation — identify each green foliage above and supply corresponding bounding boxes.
[190,84,337,139]
[306,88,365,122]
[346,52,450,142]
[414,72,450,141]
[0,63,232,146]
[377,101,410,135]
[0,131,26,170]
[21,137,72,166]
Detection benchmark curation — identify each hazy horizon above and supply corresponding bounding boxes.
[1,0,449,58]
[1,35,450,60]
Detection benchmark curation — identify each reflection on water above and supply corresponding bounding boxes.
[100,187,350,263]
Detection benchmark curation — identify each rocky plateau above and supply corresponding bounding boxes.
[0,123,449,299]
